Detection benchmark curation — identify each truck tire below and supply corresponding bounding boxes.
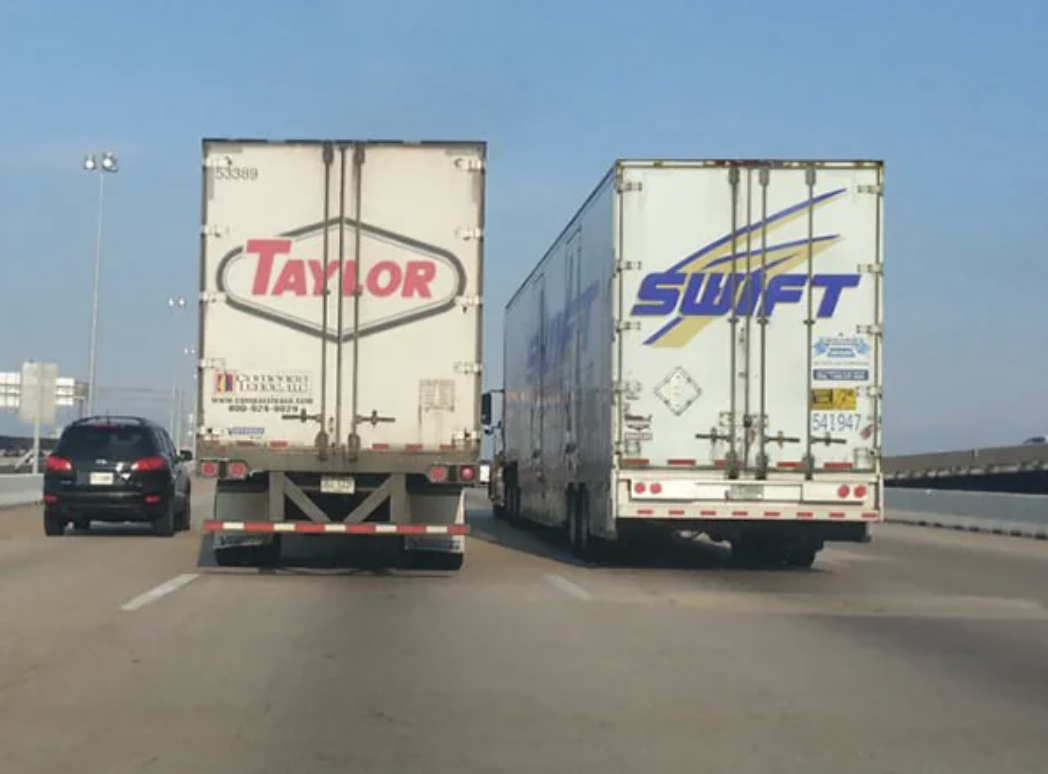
[213,537,282,568]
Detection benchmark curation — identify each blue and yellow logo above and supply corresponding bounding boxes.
[631,187,861,348]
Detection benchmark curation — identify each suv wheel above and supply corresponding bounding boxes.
[155,503,176,538]
[44,514,66,537]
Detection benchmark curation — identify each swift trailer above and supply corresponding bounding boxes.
[484,159,884,569]
[196,139,487,570]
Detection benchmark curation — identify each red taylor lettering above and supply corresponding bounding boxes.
[246,239,437,298]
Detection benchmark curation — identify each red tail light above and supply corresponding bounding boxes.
[132,456,168,472]
[46,455,72,473]
[427,465,448,484]
[854,485,868,499]
[199,460,219,478]
[458,465,477,483]
[650,482,663,495]
[634,482,647,494]
[226,461,249,480]
[144,495,162,505]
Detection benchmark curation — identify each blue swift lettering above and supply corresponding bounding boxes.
[631,270,860,319]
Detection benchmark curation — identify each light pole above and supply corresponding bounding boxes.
[167,296,187,438]
[177,347,196,448]
[84,151,119,416]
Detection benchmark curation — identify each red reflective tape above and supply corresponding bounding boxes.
[668,458,696,466]
[439,444,455,451]
[797,511,815,519]
[776,461,802,469]
[732,511,749,517]
[622,458,649,467]
[862,512,880,520]
[829,512,847,519]
[763,511,781,518]
[668,508,686,516]
[268,440,289,449]
[371,444,390,451]
[234,441,256,447]
[405,444,424,452]
[700,510,718,517]
[824,462,854,471]
[637,508,655,516]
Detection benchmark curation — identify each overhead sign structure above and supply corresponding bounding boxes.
[0,371,78,411]
[19,361,59,426]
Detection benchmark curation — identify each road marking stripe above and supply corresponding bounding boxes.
[121,573,200,612]
[544,573,592,601]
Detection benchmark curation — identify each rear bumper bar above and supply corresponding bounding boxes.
[203,520,469,536]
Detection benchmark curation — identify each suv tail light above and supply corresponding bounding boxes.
[131,456,168,472]
[46,455,72,473]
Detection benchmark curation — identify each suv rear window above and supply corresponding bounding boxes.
[56,426,157,461]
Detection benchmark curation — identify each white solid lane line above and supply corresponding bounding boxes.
[544,573,593,601]
[121,573,200,612]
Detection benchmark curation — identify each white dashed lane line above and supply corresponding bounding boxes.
[544,573,593,601]
[120,573,201,612]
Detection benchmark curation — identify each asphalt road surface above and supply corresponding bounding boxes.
[1,484,1047,773]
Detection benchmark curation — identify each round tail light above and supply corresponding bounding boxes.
[837,484,851,498]
[650,482,663,495]
[428,465,448,484]
[459,465,476,482]
[634,482,647,494]
[854,485,868,498]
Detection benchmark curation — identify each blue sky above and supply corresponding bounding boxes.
[0,0,1045,453]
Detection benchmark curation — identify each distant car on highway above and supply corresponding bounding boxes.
[42,416,193,537]
[1022,436,1048,445]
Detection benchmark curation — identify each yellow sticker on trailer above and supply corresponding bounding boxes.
[810,388,857,411]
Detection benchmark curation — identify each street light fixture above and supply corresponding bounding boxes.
[84,151,120,416]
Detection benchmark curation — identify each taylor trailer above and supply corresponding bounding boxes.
[196,139,487,569]
[485,160,884,568]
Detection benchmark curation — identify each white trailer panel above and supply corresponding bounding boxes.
[198,140,485,456]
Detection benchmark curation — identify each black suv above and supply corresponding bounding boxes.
[43,416,193,537]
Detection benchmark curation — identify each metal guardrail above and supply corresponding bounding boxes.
[885,488,1048,540]
[884,444,1048,480]
[0,474,43,509]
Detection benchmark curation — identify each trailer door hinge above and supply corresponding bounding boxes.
[454,294,483,310]
[456,227,484,241]
[615,320,641,334]
[198,357,225,370]
[201,224,229,238]
[200,291,227,304]
[859,263,883,275]
[857,183,884,196]
[856,324,883,336]
[864,386,883,399]
[454,361,483,375]
[615,259,642,273]
[454,157,485,172]
[616,180,643,193]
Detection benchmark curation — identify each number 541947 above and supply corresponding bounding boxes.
[811,412,862,434]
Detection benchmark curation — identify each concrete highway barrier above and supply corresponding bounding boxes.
[886,488,1048,540]
[0,474,42,509]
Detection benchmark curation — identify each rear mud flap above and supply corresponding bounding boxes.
[404,490,467,554]
[213,533,276,551]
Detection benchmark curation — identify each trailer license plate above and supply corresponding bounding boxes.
[320,476,355,495]
[729,484,763,500]
[89,472,114,486]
